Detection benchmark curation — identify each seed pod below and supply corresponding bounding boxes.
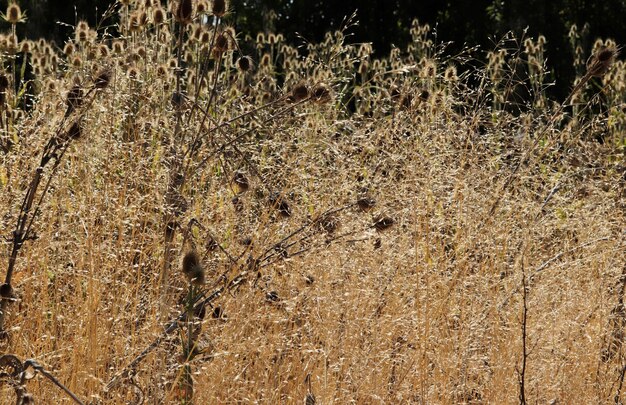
[311,83,332,103]
[182,251,205,285]
[587,47,617,77]
[291,82,309,102]
[236,56,252,72]
[175,0,193,24]
[214,32,229,53]
[212,0,227,17]
[5,3,22,24]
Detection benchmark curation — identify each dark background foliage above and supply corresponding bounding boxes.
[3,0,626,99]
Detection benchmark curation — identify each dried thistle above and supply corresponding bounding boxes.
[586,46,618,77]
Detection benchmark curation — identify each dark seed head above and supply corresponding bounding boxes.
[175,0,193,24]
[291,82,309,102]
[237,56,252,72]
[0,283,12,298]
[182,250,200,275]
[212,0,227,17]
[311,83,332,103]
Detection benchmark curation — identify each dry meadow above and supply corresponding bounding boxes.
[0,0,625,403]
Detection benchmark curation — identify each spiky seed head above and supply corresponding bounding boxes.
[153,7,165,24]
[72,55,83,68]
[0,283,12,298]
[260,54,271,67]
[587,47,617,77]
[127,65,139,79]
[311,83,332,103]
[175,0,193,24]
[236,56,253,72]
[182,250,200,275]
[212,0,227,17]
[5,3,22,24]
[19,40,30,53]
[187,264,206,285]
[112,40,124,54]
[197,0,208,13]
[214,32,229,53]
[291,82,309,102]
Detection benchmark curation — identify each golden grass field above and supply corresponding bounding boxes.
[0,0,624,403]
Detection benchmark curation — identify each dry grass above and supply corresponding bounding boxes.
[0,1,624,404]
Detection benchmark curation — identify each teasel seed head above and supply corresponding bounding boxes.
[587,46,618,77]
[0,283,12,298]
[5,3,22,24]
[182,250,200,276]
[152,7,165,24]
[236,56,253,72]
[213,32,229,54]
[212,0,227,17]
[175,0,193,25]
[311,83,332,103]
[182,250,206,285]
[291,82,309,102]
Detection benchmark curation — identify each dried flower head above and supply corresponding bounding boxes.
[212,0,227,17]
[236,56,253,72]
[4,2,22,24]
[175,0,194,24]
[214,32,229,53]
[291,82,309,102]
[311,83,332,103]
[182,251,205,285]
[66,85,83,114]
[587,46,618,77]
[153,7,165,24]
